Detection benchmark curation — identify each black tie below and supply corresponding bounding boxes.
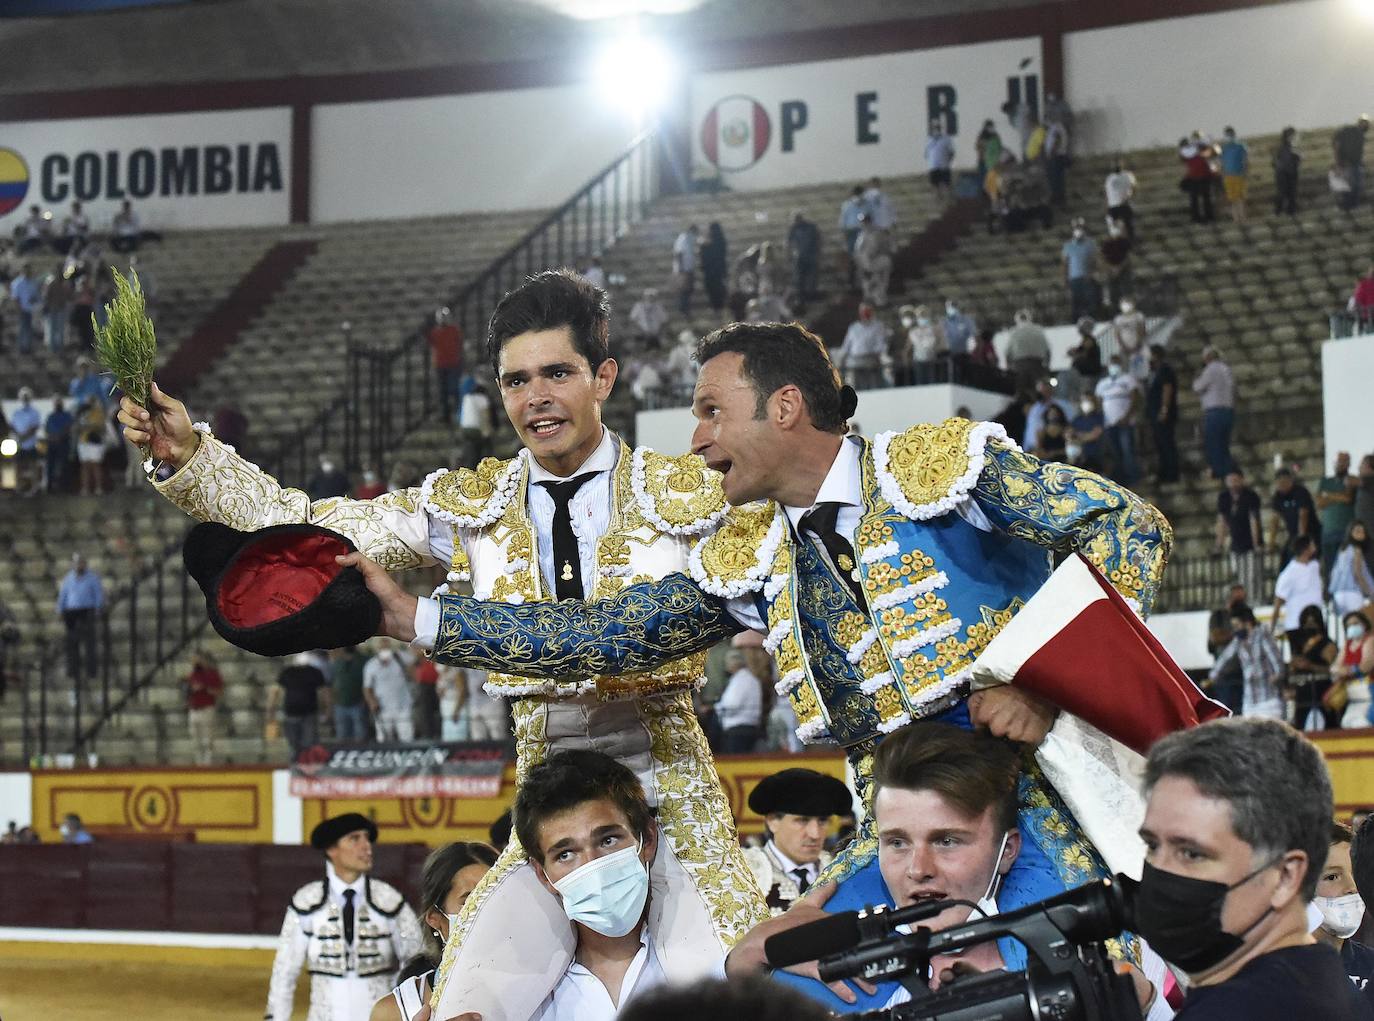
[538,474,596,601]
[801,502,865,605]
[342,888,355,946]
[792,867,812,895]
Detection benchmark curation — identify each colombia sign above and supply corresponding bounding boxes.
[0,148,29,216]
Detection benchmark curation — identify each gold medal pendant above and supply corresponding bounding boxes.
[837,553,855,573]
[561,561,574,582]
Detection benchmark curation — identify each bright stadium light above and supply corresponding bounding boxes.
[0,438,16,457]
[595,35,677,115]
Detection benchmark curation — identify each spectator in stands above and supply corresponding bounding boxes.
[787,211,822,308]
[1044,114,1070,208]
[1099,219,1133,309]
[1194,345,1237,478]
[461,666,508,740]
[834,303,888,391]
[1005,307,1050,391]
[1336,611,1374,729]
[700,222,728,316]
[60,813,94,844]
[1332,522,1374,618]
[1069,393,1107,473]
[1272,535,1325,651]
[184,651,224,766]
[1146,344,1180,484]
[940,299,975,367]
[9,261,40,354]
[1206,583,1250,714]
[1218,126,1250,223]
[852,213,893,307]
[1315,823,1374,1004]
[663,328,697,395]
[1062,218,1099,322]
[1273,126,1301,216]
[629,355,664,406]
[15,205,50,254]
[1104,159,1137,239]
[924,120,956,204]
[1062,317,1102,403]
[211,393,248,455]
[1210,604,1285,719]
[268,653,330,761]
[1322,453,1360,569]
[427,307,464,423]
[1034,403,1070,461]
[1351,264,1374,323]
[1358,455,1374,538]
[968,325,1001,373]
[907,305,946,385]
[1179,132,1216,223]
[838,185,866,281]
[1002,95,1034,159]
[364,645,414,742]
[1021,378,1071,451]
[1289,605,1340,731]
[1218,469,1265,601]
[44,395,73,493]
[671,224,699,316]
[328,645,369,744]
[111,199,160,252]
[714,649,763,753]
[1044,91,1074,138]
[413,657,441,741]
[1334,116,1370,211]
[1270,468,1319,566]
[56,553,104,684]
[975,119,1002,176]
[56,201,89,255]
[1095,356,1140,485]
[754,240,782,299]
[750,279,789,322]
[9,387,41,496]
[42,262,72,353]
[68,357,106,409]
[70,265,96,349]
[862,176,897,229]
[74,398,107,496]
[458,382,494,464]
[306,453,350,502]
[581,256,607,290]
[1113,298,1149,380]
[628,288,668,349]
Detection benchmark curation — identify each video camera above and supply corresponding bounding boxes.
[765,877,1143,1021]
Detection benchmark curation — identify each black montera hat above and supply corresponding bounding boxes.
[184,522,381,658]
[310,812,378,850]
[748,768,853,818]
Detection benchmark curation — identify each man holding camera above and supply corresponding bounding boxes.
[1135,718,1372,1018]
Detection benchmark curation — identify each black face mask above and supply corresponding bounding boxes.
[1132,859,1276,975]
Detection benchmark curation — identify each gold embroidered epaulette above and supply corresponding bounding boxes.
[420,454,524,529]
[688,501,785,598]
[873,418,1013,522]
[630,447,729,536]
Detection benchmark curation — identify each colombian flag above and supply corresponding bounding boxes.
[0,149,29,217]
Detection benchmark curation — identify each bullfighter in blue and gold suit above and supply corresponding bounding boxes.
[420,322,1176,1009]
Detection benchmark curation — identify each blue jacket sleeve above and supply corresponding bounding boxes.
[431,572,743,675]
[972,440,1173,614]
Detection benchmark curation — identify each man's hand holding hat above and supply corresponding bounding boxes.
[336,551,418,643]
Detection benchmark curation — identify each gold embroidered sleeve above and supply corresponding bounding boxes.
[152,432,437,571]
[972,441,1172,614]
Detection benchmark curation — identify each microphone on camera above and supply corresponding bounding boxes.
[765,911,861,968]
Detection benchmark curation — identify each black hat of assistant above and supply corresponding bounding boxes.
[748,768,853,818]
[310,812,378,850]
[183,522,381,658]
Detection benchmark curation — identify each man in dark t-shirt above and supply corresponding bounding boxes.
[1217,470,1264,601]
[1271,468,1320,568]
[1138,720,1373,1021]
[1145,344,1178,484]
[268,655,329,762]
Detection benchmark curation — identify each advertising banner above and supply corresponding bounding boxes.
[289,741,508,799]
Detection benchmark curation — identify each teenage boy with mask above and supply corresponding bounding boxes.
[1317,821,1374,1006]
[1135,718,1373,1019]
[515,749,673,1020]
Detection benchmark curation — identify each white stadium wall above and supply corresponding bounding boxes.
[1322,337,1374,471]
[1063,0,1374,154]
[0,107,291,231]
[309,86,644,221]
[689,37,1043,190]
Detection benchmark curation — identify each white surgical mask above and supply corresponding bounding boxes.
[1072,229,1084,239]
[1079,400,1094,414]
[900,316,915,329]
[1315,892,1366,938]
[553,840,650,937]
[974,831,1012,918]
[1108,364,1122,378]
[1349,624,1368,641]
[1120,301,1135,314]
[917,317,931,327]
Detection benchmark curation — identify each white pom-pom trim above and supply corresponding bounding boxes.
[868,572,949,613]
[860,541,900,564]
[889,617,963,660]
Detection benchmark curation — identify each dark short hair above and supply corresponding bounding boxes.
[514,749,652,861]
[695,321,847,434]
[1353,814,1374,903]
[1230,603,1256,625]
[1275,467,1294,479]
[871,721,1021,834]
[485,269,611,376]
[618,977,832,1021]
[417,841,498,960]
[1333,820,1354,845]
[1145,719,1332,900]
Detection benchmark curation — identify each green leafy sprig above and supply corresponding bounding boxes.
[92,268,157,410]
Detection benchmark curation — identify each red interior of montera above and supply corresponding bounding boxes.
[216,533,350,628]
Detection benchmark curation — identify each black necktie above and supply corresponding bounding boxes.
[342,888,355,945]
[538,474,596,601]
[792,867,812,895]
[801,502,865,605]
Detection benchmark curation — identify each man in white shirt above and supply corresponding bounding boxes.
[714,649,763,753]
[519,748,678,1021]
[628,288,668,347]
[924,124,956,204]
[834,303,889,391]
[363,645,414,741]
[1104,161,1137,238]
[1094,356,1141,485]
[1273,535,1326,646]
[672,224,699,316]
[742,767,852,915]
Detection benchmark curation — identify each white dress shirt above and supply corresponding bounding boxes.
[716,668,764,730]
[531,927,665,1021]
[765,839,820,889]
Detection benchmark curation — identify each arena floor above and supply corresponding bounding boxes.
[1,942,311,1020]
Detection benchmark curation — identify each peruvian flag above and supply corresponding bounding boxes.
[700,95,771,172]
[970,553,1229,756]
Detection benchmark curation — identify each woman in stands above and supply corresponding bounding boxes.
[371,842,497,1021]
[1289,604,1339,730]
[1332,521,1374,617]
[1334,611,1374,730]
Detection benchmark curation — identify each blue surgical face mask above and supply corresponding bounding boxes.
[552,840,650,937]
